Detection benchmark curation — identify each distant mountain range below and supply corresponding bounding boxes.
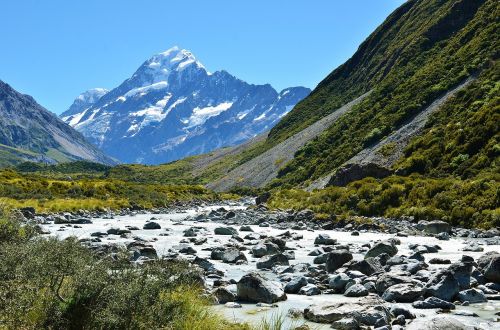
[0,80,115,167]
[61,47,310,164]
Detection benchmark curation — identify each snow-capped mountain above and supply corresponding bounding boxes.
[63,88,109,118]
[61,46,310,164]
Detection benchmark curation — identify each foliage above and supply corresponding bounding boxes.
[268,173,499,229]
[220,0,499,189]
[0,226,246,329]
[0,169,223,212]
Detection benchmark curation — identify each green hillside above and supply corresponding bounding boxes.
[269,0,498,187]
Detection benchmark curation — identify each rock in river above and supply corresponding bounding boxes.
[214,226,238,235]
[236,272,287,303]
[382,283,425,303]
[256,253,289,269]
[143,221,161,230]
[365,241,398,259]
[412,297,455,309]
[304,295,390,326]
[326,250,353,273]
[222,248,247,264]
[314,233,337,245]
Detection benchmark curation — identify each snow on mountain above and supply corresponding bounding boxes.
[61,88,109,119]
[61,46,310,164]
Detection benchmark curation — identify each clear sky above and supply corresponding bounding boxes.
[0,0,405,114]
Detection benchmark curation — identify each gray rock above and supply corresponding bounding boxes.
[222,248,247,264]
[313,253,328,264]
[429,258,451,264]
[329,273,351,291]
[382,283,424,303]
[390,305,415,319]
[214,226,238,235]
[143,221,161,229]
[406,316,474,330]
[236,272,287,303]
[347,257,384,276]
[423,221,451,234]
[284,276,308,294]
[314,233,337,245]
[326,250,353,273]
[365,242,398,259]
[457,288,487,303]
[252,242,280,258]
[213,287,236,304]
[449,261,473,290]
[256,254,289,269]
[331,318,360,330]
[304,296,390,325]
[425,270,460,301]
[299,284,321,296]
[480,253,500,283]
[412,297,455,309]
[240,225,253,232]
[344,284,368,297]
[210,247,225,260]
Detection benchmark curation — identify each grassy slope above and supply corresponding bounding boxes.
[0,167,233,212]
[271,0,498,187]
[263,0,499,228]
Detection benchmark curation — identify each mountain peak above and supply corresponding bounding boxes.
[145,46,206,74]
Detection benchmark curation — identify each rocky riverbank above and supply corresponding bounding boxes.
[34,200,499,329]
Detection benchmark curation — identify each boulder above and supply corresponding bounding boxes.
[329,273,351,291]
[236,272,287,303]
[478,253,500,283]
[425,270,460,301]
[423,220,451,234]
[314,233,337,245]
[304,296,390,326]
[299,284,321,296]
[390,306,415,319]
[222,248,247,264]
[210,247,226,260]
[457,288,487,303]
[256,254,289,269]
[240,225,253,232]
[326,250,353,273]
[347,257,384,276]
[213,287,236,304]
[344,284,368,297]
[375,274,415,294]
[365,242,397,259]
[382,283,424,303]
[449,261,473,289]
[214,226,238,235]
[412,297,455,309]
[143,221,161,230]
[284,276,308,294]
[406,316,474,330]
[252,242,280,258]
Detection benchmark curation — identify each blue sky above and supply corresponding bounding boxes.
[0,0,404,114]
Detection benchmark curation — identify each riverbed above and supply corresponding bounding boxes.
[40,202,500,329]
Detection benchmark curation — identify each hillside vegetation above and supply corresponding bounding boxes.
[0,167,231,212]
[205,0,499,228]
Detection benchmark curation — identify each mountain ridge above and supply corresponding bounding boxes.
[62,47,310,164]
[0,80,116,166]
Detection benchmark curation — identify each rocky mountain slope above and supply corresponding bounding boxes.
[0,80,115,166]
[61,47,310,164]
[203,0,498,191]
